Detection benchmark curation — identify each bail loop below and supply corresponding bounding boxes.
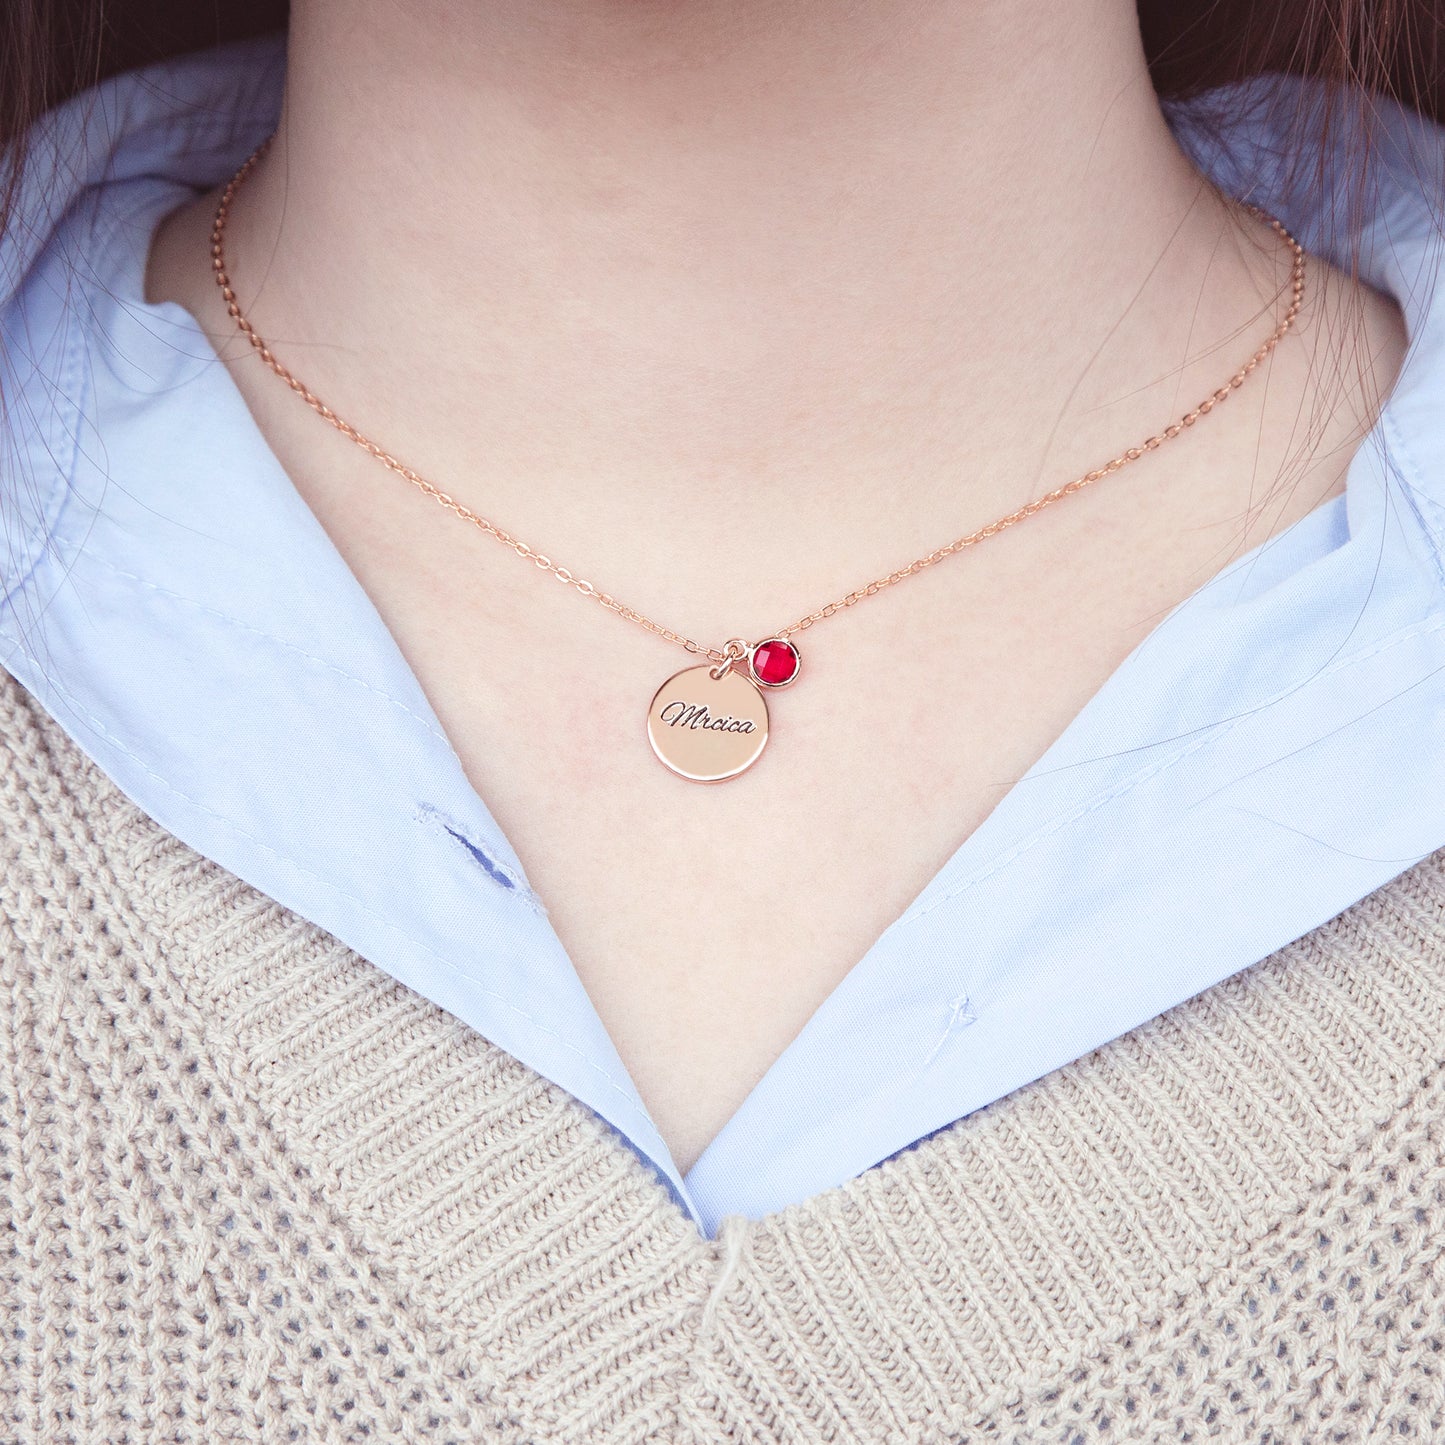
[709,637,752,681]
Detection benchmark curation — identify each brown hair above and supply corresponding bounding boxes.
[0,1,286,226]
[1143,0,1445,119]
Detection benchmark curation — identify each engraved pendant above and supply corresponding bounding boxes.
[647,637,801,783]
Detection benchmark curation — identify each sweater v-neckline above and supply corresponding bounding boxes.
[9,665,1445,1439]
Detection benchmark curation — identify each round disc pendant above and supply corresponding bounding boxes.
[647,663,769,782]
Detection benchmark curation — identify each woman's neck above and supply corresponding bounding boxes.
[166,0,1305,597]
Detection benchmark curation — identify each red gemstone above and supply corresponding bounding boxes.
[752,638,800,686]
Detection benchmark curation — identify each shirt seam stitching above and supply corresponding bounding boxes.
[1,286,89,610]
[1381,403,1445,594]
[45,546,456,746]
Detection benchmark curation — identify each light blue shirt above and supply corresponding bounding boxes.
[4,34,1445,1239]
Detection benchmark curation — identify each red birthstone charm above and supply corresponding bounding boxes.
[750,637,801,688]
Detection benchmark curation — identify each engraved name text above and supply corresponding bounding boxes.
[658,699,757,733]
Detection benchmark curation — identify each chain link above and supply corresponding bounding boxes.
[212,134,1307,666]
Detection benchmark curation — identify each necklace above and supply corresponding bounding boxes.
[210,136,1307,783]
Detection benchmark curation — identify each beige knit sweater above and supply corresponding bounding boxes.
[3,661,1444,1445]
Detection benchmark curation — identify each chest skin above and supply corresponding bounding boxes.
[144,186,1406,1174]
[275,436,1357,1175]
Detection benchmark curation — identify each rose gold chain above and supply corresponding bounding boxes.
[211,135,1306,666]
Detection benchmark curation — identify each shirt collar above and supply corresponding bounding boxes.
[4,33,1445,1234]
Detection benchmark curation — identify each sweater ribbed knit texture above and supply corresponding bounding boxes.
[3,663,1445,1444]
